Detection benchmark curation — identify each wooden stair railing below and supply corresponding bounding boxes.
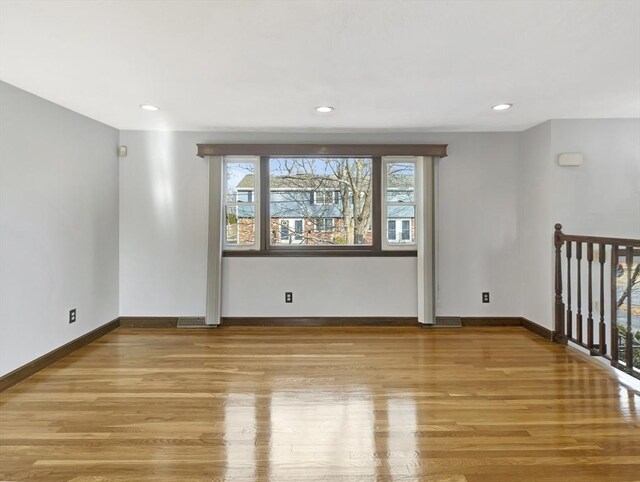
[554,224,640,379]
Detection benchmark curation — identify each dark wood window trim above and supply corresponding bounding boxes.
[198,143,447,158]
[223,249,417,257]
[213,144,447,257]
[371,156,382,252]
[259,156,269,252]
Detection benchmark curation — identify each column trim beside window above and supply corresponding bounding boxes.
[417,156,436,325]
[206,156,224,326]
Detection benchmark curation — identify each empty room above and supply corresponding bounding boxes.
[1,1,639,481]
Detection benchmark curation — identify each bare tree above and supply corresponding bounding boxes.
[617,262,640,309]
[270,158,374,245]
[268,158,416,245]
[329,158,372,244]
[615,258,640,369]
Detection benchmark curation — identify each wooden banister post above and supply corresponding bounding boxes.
[554,224,567,344]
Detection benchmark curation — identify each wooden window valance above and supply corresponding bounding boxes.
[196,143,447,158]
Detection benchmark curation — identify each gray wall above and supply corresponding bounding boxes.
[519,118,640,329]
[550,119,640,238]
[118,130,522,318]
[0,82,119,376]
[120,123,638,325]
[519,121,553,328]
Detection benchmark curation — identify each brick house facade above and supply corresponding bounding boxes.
[226,174,414,246]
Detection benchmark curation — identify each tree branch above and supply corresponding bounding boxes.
[617,262,640,309]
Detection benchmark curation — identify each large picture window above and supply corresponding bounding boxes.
[222,154,430,256]
[269,157,373,246]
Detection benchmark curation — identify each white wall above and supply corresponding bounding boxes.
[435,133,521,317]
[119,130,521,318]
[550,119,640,238]
[518,119,640,329]
[223,258,417,317]
[519,121,554,328]
[0,82,119,376]
[118,131,209,316]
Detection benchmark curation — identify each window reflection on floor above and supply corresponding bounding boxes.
[224,393,256,480]
[387,397,419,480]
[618,385,639,418]
[269,389,375,478]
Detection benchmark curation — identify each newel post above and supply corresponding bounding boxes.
[554,224,567,344]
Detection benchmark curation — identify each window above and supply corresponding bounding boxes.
[312,191,336,204]
[402,219,411,240]
[314,218,334,232]
[383,159,416,248]
[388,220,396,241]
[223,157,259,249]
[269,158,372,246]
[236,190,253,203]
[222,154,426,255]
[387,219,413,243]
[279,220,289,241]
[278,218,304,244]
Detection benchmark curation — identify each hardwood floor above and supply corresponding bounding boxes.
[1,326,639,482]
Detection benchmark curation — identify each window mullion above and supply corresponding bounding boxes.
[371,156,382,251]
[259,156,270,251]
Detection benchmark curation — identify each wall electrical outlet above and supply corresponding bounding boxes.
[69,309,77,324]
[482,292,490,303]
[285,292,293,303]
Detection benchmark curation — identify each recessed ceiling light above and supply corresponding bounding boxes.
[315,106,334,113]
[140,104,160,111]
[492,103,513,111]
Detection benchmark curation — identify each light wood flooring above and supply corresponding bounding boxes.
[1,326,639,481]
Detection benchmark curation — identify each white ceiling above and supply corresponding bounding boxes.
[1,0,639,132]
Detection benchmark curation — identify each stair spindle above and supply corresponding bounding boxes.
[598,243,606,356]
[566,241,573,339]
[576,242,583,344]
[587,243,594,349]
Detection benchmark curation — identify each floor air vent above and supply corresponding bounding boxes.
[177,317,209,328]
[433,317,463,328]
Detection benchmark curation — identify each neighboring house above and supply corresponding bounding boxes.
[227,174,415,246]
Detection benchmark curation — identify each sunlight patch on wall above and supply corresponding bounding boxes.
[149,129,176,228]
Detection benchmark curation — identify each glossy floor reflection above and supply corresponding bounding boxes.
[1,326,639,481]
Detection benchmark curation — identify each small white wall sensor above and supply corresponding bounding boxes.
[557,152,583,166]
